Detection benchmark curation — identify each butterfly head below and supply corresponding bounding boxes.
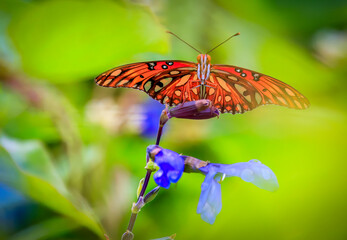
[197,54,211,65]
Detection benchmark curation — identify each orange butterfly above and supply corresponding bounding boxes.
[95,32,309,114]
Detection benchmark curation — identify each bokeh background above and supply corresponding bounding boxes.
[0,0,346,239]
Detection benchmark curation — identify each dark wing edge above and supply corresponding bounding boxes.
[210,64,310,114]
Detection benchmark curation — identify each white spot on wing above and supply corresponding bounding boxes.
[236,104,242,112]
[170,71,180,75]
[175,90,181,96]
[176,74,191,86]
[216,77,231,92]
[116,79,129,87]
[255,93,262,105]
[103,79,113,85]
[144,81,152,92]
[277,97,287,105]
[235,84,246,95]
[294,100,302,108]
[209,88,215,95]
[285,88,296,96]
[191,88,198,95]
[163,96,170,104]
[111,69,122,76]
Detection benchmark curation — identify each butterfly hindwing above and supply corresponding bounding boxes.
[208,65,310,114]
[95,60,198,105]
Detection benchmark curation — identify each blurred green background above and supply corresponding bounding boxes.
[0,0,346,239]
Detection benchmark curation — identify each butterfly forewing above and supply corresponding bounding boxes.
[207,65,310,114]
[95,60,199,105]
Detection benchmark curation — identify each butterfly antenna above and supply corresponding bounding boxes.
[166,31,202,54]
[206,32,240,54]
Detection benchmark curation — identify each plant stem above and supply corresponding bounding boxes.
[126,169,151,233]
[123,123,164,238]
[126,213,137,233]
[156,125,164,145]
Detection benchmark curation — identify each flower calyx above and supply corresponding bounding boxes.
[131,196,145,214]
[168,100,220,120]
[145,159,159,172]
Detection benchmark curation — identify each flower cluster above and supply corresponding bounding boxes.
[147,145,278,224]
[122,100,279,240]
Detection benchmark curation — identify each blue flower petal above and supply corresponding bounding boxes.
[197,160,278,224]
[148,146,184,189]
[213,160,279,192]
[197,171,222,224]
[153,169,170,189]
[197,170,216,213]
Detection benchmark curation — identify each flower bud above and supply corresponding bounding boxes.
[144,186,160,204]
[145,160,159,172]
[159,106,169,127]
[121,230,134,240]
[168,100,219,120]
[136,178,145,198]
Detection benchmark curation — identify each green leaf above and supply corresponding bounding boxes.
[0,136,66,192]
[0,136,104,238]
[0,86,60,141]
[8,217,80,240]
[0,86,27,127]
[8,0,169,82]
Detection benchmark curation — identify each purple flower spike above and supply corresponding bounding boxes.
[168,100,219,120]
[197,160,278,224]
[147,145,184,189]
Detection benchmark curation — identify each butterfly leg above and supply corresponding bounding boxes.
[191,81,217,90]
[190,80,202,90]
[191,84,201,90]
[205,80,218,88]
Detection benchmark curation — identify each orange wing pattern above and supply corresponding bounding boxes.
[206,65,310,113]
[95,61,201,105]
[96,61,309,114]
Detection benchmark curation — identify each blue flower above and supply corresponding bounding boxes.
[197,160,279,224]
[147,146,279,224]
[140,99,164,138]
[147,145,184,189]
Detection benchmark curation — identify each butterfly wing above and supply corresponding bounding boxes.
[95,60,200,105]
[206,65,310,114]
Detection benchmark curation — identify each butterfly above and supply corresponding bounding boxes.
[95,32,309,114]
